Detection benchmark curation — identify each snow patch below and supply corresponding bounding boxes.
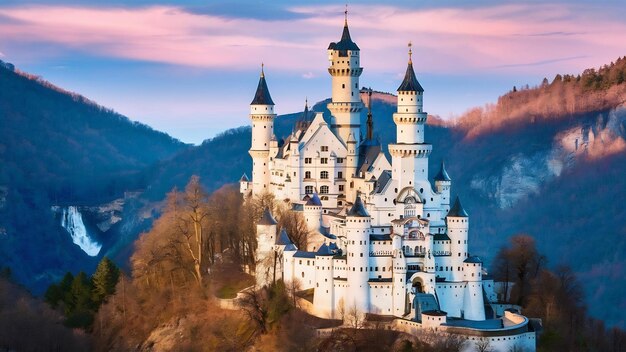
[61,206,102,256]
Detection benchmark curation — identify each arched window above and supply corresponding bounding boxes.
[320,171,329,179]
[305,171,311,179]
[320,186,329,194]
[305,186,314,194]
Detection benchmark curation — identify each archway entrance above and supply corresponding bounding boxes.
[412,277,424,293]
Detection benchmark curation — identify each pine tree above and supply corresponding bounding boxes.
[92,257,120,306]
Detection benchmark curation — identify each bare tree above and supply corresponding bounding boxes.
[475,338,492,352]
[277,209,310,250]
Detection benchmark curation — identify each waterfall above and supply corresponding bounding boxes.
[61,206,102,256]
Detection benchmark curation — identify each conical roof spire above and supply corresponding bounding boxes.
[328,6,360,52]
[347,195,370,217]
[447,196,468,217]
[251,64,275,105]
[434,161,451,182]
[258,207,278,225]
[397,42,424,93]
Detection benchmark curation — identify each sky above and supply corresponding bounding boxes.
[1,0,625,144]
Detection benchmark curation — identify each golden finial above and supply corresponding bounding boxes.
[344,4,348,26]
[408,42,413,64]
[261,62,264,77]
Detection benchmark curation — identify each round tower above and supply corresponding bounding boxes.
[389,43,431,193]
[345,196,371,314]
[462,256,486,321]
[446,197,469,282]
[255,207,278,286]
[249,65,276,196]
[313,243,335,318]
[327,11,364,146]
[304,193,323,230]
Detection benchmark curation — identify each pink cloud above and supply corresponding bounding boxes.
[0,3,625,76]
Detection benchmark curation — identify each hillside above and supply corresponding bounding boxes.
[0,60,186,292]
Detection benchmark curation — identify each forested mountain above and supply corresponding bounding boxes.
[1,57,625,328]
[0,60,186,293]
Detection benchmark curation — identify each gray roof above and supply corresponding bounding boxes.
[306,193,323,206]
[275,228,293,246]
[347,196,370,217]
[250,71,275,105]
[328,23,360,53]
[293,251,316,258]
[258,207,278,225]
[434,161,451,182]
[357,142,382,175]
[397,61,424,93]
[239,173,249,182]
[463,256,483,264]
[316,243,334,256]
[447,197,468,217]
[374,170,392,194]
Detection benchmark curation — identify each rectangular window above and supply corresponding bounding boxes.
[320,158,328,164]
[339,185,344,192]
[304,158,312,164]
[321,146,329,152]
[337,158,344,163]
[337,171,343,179]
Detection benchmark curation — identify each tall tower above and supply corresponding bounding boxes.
[249,65,276,196]
[327,10,364,147]
[389,44,431,193]
[345,196,370,315]
[447,197,469,282]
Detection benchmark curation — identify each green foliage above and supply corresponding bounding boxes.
[92,257,120,306]
[43,258,120,329]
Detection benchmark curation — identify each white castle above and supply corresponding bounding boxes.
[240,15,537,351]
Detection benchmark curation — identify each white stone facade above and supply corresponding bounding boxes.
[242,17,536,352]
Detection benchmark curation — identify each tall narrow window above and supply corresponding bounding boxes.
[320,171,329,179]
[305,171,311,179]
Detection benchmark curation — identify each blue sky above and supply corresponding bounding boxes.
[1,0,625,144]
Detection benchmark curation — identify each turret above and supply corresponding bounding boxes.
[255,207,278,286]
[446,197,469,282]
[327,10,364,146]
[313,243,335,318]
[345,196,371,314]
[462,256,486,320]
[304,193,323,250]
[389,43,431,193]
[249,65,277,196]
[434,161,452,212]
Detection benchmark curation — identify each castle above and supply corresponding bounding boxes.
[240,14,537,352]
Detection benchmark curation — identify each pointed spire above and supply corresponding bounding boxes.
[434,161,451,182]
[397,43,424,93]
[258,207,278,225]
[275,228,294,245]
[447,196,468,217]
[328,6,359,52]
[366,87,374,140]
[251,64,275,105]
[347,195,370,217]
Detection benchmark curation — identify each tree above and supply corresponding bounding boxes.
[92,257,120,306]
[277,210,310,250]
[492,234,545,306]
[178,175,210,284]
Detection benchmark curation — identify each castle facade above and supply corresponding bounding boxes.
[240,15,536,352]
